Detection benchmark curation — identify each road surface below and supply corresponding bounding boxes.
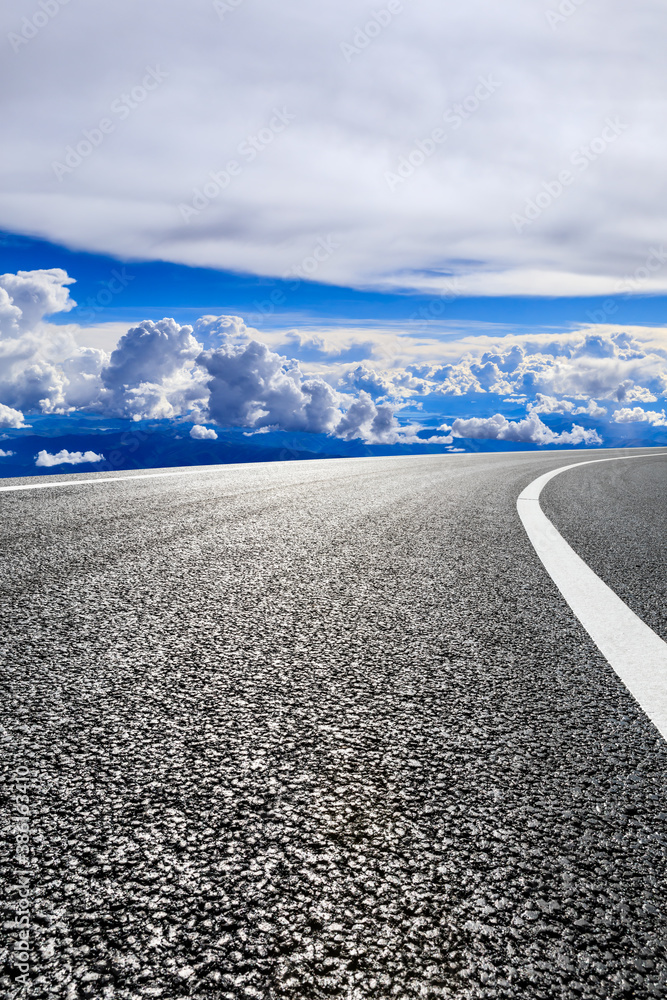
[1,449,666,1000]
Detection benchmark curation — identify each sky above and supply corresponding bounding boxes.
[1,0,666,474]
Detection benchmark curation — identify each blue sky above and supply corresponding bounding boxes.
[4,234,667,333]
[1,0,666,474]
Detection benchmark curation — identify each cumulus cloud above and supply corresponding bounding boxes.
[100,318,208,421]
[0,268,106,415]
[0,287,22,337]
[339,365,398,399]
[0,272,402,441]
[335,392,402,443]
[59,348,109,409]
[200,340,341,434]
[1,266,665,449]
[193,315,250,344]
[573,400,608,419]
[612,407,667,426]
[198,338,409,442]
[451,412,602,446]
[529,394,607,418]
[417,330,667,405]
[102,319,202,389]
[614,379,658,403]
[0,449,15,457]
[0,402,28,428]
[0,269,76,333]
[35,449,104,467]
[339,364,429,400]
[190,424,218,440]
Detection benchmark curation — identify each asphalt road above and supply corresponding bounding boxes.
[543,453,667,646]
[1,450,667,1000]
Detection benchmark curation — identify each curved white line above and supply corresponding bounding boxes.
[517,454,667,741]
[3,453,666,738]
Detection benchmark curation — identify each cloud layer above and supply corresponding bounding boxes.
[406,331,667,403]
[2,267,667,450]
[450,413,601,447]
[0,268,106,417]
[1,0,666,295]
[0,269,411,444]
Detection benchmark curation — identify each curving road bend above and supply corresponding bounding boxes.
[543,453,667,646]
[1,450,667,1000]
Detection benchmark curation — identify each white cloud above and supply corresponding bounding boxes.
[335,391,402,443]
[0,268,107,415]
[614,379,657,403]
[100,318,208,421]
[0,269,76,333]
[529,394,607,418]
[35,449,104,467]
[339,364,399,399]
[338,363,429,399]
[612,406,667,426]
[194,315,251,344]
[451,412,602,446]
[573,399,608,418]
[0,402,28,428]
[102,319,202,389]
[0,1,665,295]
[190,424,218,439]
[0,449,15,457]
[0,273,404,440]
[0,266,665,447]
[199,339,406,442]
[60,348,109,409]
[407,329,667,404]
[529,393,576,415]
[200,340,342,434]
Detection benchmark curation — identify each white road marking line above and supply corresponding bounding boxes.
[4,451,666,740]
[0,450,476,495]
[0,467,233,493]
[0,453,441,494]
[517,454,667,741]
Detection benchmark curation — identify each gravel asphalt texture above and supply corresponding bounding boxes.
[543,452,667,645]
[1,449,667,1000]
